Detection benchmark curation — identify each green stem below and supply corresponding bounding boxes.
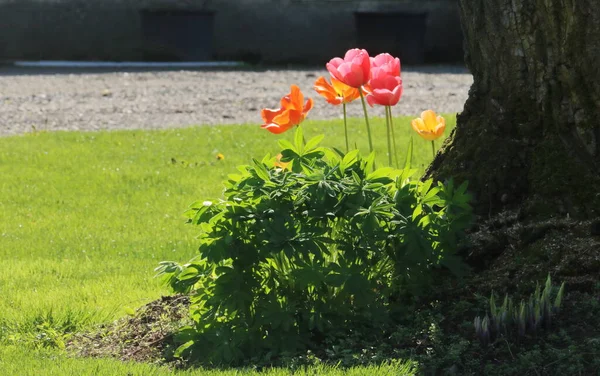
[359,91,374,154]
[385,106,392,166]
[431,140,436,160]
[387,107,399,168]
[343,103,349,153]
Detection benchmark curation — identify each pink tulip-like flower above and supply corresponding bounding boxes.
[370,53,401,77]
[365,69,403,107]
[326,49,371,88]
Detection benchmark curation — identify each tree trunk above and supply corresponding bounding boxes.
[425,0,600,290]
[427,0,600,219]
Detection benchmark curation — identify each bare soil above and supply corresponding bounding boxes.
[0,65,472,136]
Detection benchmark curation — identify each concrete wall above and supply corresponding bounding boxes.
[0,0,463,64]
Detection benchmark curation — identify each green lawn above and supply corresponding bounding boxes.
[0,116,454,375]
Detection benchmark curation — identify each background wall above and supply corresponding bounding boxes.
[0,0,463,64]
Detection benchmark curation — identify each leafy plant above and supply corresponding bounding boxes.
[157,128,473,365]
[474,274,565,346]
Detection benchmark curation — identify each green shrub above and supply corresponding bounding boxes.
[157,129,473,365]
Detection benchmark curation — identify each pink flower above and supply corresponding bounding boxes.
[365,69,403,107]
[370,53,401,77]
[326,49,371,88]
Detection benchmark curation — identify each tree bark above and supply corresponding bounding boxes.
[426,0,600,219]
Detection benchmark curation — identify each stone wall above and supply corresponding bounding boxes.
[0,0,463,64]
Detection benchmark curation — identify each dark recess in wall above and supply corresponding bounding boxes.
[355,12,428,65]
[141,10,215,61]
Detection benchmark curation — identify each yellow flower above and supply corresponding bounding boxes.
[411,110,446,141]
[216,153,225,160]
[274,153,290,170]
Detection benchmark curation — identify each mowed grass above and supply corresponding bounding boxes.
[0,346,415,375]
[0,115,454,374]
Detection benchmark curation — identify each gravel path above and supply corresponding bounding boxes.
[0,66,472,136]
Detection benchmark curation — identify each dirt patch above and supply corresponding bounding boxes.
[67,294,190,365]
[457,212,600,296]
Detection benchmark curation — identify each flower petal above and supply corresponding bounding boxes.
[421,110,438,130]
[261,107,285,123]
[411,118,425,133]
[326,59,345,82]
[261,123,288,134]
[272,109,291,126]
[344,48,365,61]
[303,98,314,114]
[314,76,342,105]
[289,85,303,111]
[366,93,379,107]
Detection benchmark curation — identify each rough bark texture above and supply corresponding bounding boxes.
[427,0,600,219]
[424,0,600,292]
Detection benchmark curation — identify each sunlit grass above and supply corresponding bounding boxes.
[0,347,416,375]
[0,115,454,374]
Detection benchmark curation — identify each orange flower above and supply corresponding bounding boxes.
[274,153,290,170]
[411,110,446,141]
[313,76,361,105]
[261,85,313,134]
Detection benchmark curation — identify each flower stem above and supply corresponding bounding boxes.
[343,103,349,153]
[359,91,374,154]
[387,106,399,168]
[431,140,436,159]
[385,106,392,166]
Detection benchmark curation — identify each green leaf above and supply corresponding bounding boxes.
[420,179,434,195]
[278,139,296,152]
[302,150,325,160]
[280,149,299,162]
[174,340,195,358]
[252,158,271,182]
[331,147,346,158]
[340,149,360,172]
[364,151,376,172]
[124,307,136,316]
[294,126,304,153]
[306,172,325,182]
[366,167,395,181]
[324,273,347,287]
[398,168,417,187]
[304,134,325,151]
[261,153,272,164]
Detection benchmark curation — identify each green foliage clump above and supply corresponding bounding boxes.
[157,129,472,365]
[474,275,565,346]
